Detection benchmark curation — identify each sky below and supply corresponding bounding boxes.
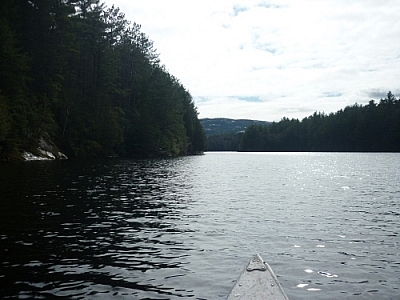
[105,0,400,121]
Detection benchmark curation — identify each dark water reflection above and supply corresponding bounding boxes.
[1,153,400,299]
[1,158,200,299]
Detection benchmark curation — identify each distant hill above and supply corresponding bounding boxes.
[200,118,271,151]
[200,118,271,136]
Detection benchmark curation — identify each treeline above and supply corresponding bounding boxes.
[0,0,205,159]
[240,92,400,152]
[206,132,244,151]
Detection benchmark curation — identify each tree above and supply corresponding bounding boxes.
[0,0,205,159]
[240,93,400,152]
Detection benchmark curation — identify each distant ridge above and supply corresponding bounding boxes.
[200,118,271,136]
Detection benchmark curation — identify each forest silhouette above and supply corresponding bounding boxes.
[240,92,400,152]
[0,0,205,159]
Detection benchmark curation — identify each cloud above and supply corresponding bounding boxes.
[232,5,248,16]
[107,0,400,121]
[322,93,343,98]
[366,90,388,100]
[256,2,284,9]
[365,89,400,101]
[239,96,263,102]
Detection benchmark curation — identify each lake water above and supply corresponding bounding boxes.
[0,152,399,299]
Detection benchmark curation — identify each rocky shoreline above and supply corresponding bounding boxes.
[20,137,68,161]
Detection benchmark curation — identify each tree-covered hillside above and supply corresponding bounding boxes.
[0,0,205,160]
[200,118,270,136]
[240,92,400,152]
[201,118,270,151]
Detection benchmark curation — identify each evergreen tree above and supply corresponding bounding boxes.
[240,93,400,153]
[0,0,205,159]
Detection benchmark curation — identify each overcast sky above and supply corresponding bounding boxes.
[105,0,400,121]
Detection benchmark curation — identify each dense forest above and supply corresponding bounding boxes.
[200,118,269,151]
[240,91,400,152]
[0,0,205,160]
[206,132,244,151]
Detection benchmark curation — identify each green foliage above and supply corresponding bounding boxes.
[206,132,243,151]
[0,0,205,159]
[0,96,10,140]
[201,118,270,136]
[200,118,270,151]
[240,125,267,151]
[240,92,400,152]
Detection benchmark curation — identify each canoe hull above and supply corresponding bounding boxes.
[227,254,289,300]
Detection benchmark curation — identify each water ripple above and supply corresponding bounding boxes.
[1,154,400,299]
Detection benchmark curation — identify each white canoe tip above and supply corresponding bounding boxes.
[227,254,289,300]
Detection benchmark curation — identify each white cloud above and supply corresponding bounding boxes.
[106,0,400,121]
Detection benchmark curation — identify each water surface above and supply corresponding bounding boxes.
[1,152,399,299]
